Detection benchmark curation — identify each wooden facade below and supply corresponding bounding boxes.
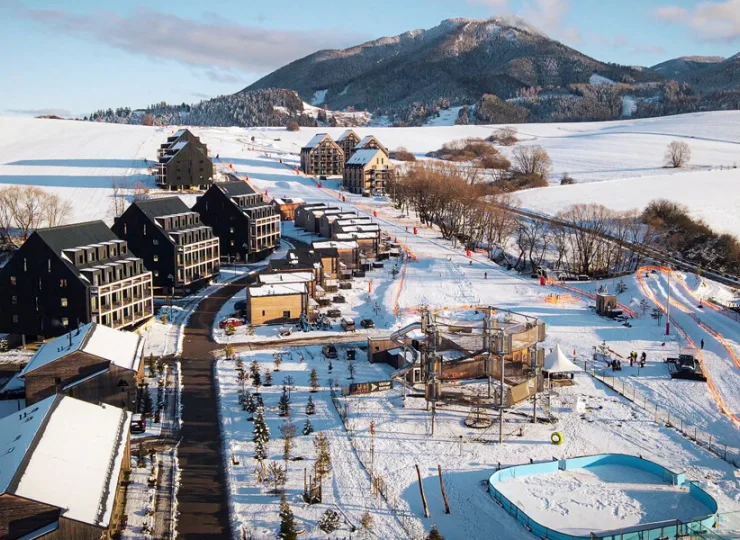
[0,222,153,340]
[300,134,345,176]
[336,129,361,158]
[271,197,305,221]
[312,241,360,270]
[246,285,308,325]
[155,129,214,190]
[355,135,389,157]
[193,182,281,262]
[113,198,220,295]
[343,148,395,195]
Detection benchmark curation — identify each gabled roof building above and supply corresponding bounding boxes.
[20,322,144,410]
[0,221,153,340]
[300,133,345,176]
[155,128,214,190]
[112,197,220,295]
[343,148,395,196]
[193,181,281,262]
[336,129,361,159]
[0,395,131,540]
[355,135,389,157]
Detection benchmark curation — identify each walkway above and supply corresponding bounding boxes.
[176,277,251,539]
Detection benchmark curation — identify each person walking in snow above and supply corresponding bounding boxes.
[484,272,488,280]
[629,352,634,367]
[701,339,705,349]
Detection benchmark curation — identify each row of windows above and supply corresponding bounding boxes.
[10,276,67,288]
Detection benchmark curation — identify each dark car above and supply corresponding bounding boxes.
[322,345,338,359]
[360,319,375,329]
[234,300,246,311]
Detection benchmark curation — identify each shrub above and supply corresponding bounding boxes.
[391,147,417,161]
[560,173,576,185]
[429,138,509,170]
[486,126,519,146]
[286,121,300,132]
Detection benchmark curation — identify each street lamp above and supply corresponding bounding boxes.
[665,265,671,336]
[167,273,174,320]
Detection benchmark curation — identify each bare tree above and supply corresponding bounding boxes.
[110,178,126,217]
[512,146,552,178]
[0,186,72,245]
[42,192,72,228]
[132,180,150,202]
[664,141,691,168]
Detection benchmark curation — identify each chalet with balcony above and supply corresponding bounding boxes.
[155,128,214,190]
[193,181,281,262]
[300,134,345,176]
[343,148,395,196]
[336,129,361,158]
[20,322,144,410]
[0,221,153,340]
[112,198,220,295]
[355,135,389,157]
[0,395,131,540]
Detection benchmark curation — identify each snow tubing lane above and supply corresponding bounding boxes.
[551,432,564,445]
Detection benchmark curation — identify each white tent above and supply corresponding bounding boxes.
[543,345,583,374]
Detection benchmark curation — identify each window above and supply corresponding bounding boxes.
[153,255,159,262]
[11,296,17,305]
[154,271,159,277]
[262,310,266,316]
[61,317,69,327]
[11,315,18,324]
[229,227,234,234]
[123,223,127,235]
[60,279,67,288]
[61,298,68,307]
[23,258,27,272]
[143,224,147,236]
[283,311,291,318]
[9,276,16,286]
[47,259,52,273]
[153,239,159,246]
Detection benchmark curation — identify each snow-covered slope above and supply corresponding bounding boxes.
[2,111,740,234]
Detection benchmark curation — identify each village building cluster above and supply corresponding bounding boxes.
[299,131,395,196]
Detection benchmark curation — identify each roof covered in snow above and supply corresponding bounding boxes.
[0,395,130,528]
[347,148,384,166]
[356,135,388,154]
[312,240,359,250]
[303,133,333,149]
[335,232,378,240]
[21,323,143,376]
[259,272,314,285]
[336,129,359,143]
[247,283,307,297]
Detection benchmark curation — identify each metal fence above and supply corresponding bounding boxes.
[589,368,740,468]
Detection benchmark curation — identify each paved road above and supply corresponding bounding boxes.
[176,277,251,540]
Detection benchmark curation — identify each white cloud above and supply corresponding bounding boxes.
[5,108,72,117]
[8,2,364,74]
[521,0,582,44]
[656,1,740,41]
[467,0,511,8]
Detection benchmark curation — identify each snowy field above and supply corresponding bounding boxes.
[496,464,712,536]
[3,111,740,234]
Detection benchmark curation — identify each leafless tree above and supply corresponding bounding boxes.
[132,180,150,202]
[512,145,552,178]
[0,186,72,245]
[664,141,691,168]
[111,178,127,217]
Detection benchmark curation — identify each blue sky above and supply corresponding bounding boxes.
[1,0,739,117]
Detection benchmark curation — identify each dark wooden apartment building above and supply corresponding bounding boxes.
[300,133,345,176]
[336,129,361,159]
[193,181,281,262]
[112,198,220,295]
[155,128,214,190]
[0,221,154,340]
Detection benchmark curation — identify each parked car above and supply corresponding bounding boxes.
[322,345,338,359]
[360,319,375,329]
[234,300,247,311]
[130,414,146,434]
[341,318,356,332]
[219,318,244,329]
[326,309,342,318]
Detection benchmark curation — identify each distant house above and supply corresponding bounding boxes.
[355,135,389,157]
[303,207,343,234]
[0,221,154,340]
[246,283,312,325]
[319,211,357,238]
[193,181,281,262]
[112,198,220,295]
[269,248,339,293]
[272,197,305,221]
[312,240,360,270]
[155,128,214,190]
[20,322,144,410]
[343,148,395,195]
[336,129,361,158]
[300,134,345,176]
[0,395,131,540]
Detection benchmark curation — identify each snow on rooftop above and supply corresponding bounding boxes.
[12,397,130,527]
[21,323,143,376]
[335,232,378,240]
[303,133,330,149]
[347,148,382,166]
[259,272,314,285]
[312,240,359,250]
[247,283,307,297]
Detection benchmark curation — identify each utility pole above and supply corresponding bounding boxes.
[499,353,505,444]
[487,307,494,399]
[666,266,672,336]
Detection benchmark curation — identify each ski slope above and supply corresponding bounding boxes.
[2,111,740,234]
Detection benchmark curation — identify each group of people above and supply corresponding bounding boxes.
[629,351,647,368]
